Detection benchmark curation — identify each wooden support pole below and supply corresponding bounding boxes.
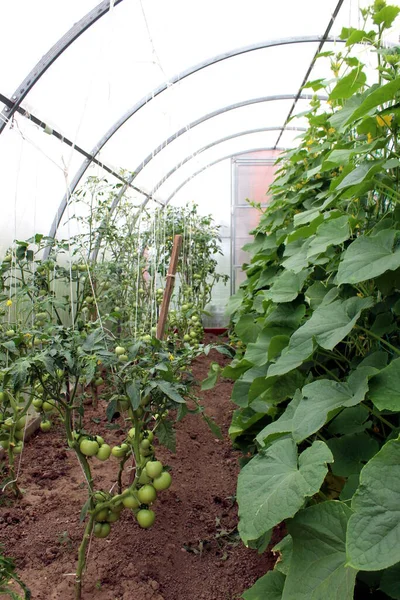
[156,234,182,340]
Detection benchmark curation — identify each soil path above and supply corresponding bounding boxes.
[1,335,277,600]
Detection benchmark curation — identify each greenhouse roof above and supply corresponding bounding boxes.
[1,0,400,252]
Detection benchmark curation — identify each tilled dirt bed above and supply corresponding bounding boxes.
[1,334,279,600]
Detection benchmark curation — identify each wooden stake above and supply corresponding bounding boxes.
[156,234,182,340]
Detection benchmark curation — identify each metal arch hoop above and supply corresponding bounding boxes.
[47,35,342,240]
[0,0,125,134]
[164,147,286,205]
[148,126,306,197]
[90,124,306,260]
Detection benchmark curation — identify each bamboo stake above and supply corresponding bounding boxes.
[156,234,182,340]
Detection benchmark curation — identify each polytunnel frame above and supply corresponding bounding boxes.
[0,0,125,134]
[46,24,343,242]
[1,0,344,251]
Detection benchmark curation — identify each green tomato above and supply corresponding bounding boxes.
[153,471,172,491]
[15,416,26,430]
[12,442,23,455]
[94,491,109,502]
[122,494,140,509]
[40,420,51,432]
[6,330,15,337]
[32,398,43,412]
[136,509,155,529]
[95,508,109,522]
[0,439,9,450]
[142,430,154,443]
[189,330,197,339]
[95,435,104,446]
[106,511,120,523]
[111,445,127,458]
[96,444,111,461]
[137,484,157,505]
[0,391,7,403]
[118,354,129,363]
[42,401,55,413]
[140,438,151,451]
[128,427,136,439]
[93,522,111,538]
[139,470,151,485]
[145,460,163,479]
[114,346,126,356]
[14,429,24,441]
[78,264,86,273]
[3,417,13,430]
[80,439,100,457]
[183,334,191,342]
[94,377,104,387]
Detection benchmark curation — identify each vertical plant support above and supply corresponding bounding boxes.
[156,235,182,340]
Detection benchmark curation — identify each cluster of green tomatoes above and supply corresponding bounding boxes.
[77,428,171,536]
[0,392,26,455]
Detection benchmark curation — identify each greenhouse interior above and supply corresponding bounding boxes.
[2,1,400,598]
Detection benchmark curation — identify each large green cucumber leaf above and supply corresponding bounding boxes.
[268,296,373,377]
[307,216,350,258]
[256,391,302,447]
[264,268,311,303]
[237,438,332,545]
[292,375,368,443]
[380,563,400,599]
[327,405,371,435]
[327,433,379,477]
[244,327,292,367]
[344,77,400,124]
[330,68,367,100]
[368,357,400,411]
[337,230,400,284]
[347,437,400,570]
[242,570,285,600]
[282,501,357,600]
[273,535,293,575]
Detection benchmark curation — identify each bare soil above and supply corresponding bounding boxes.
[1,335,280,600]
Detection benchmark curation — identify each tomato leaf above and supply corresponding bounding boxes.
[126,380,140,410]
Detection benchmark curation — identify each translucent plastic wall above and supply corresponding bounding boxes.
[1,0,400,326]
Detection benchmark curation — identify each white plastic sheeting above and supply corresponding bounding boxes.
[1,0,400,259]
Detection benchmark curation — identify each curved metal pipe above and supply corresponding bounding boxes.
[165,147,286,205]
[90,124,304,260]
[0,0,125,134]
[149,126,306,197]
[48,35,339,239]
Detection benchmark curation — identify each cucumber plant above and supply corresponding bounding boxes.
[225,3,400,598]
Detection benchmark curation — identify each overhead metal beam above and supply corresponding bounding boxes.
[164,147,286,205]
[149,126,305,196]
[0,0,125,134]
[47,35,342,239]
[0,92,152,201]
[275,0,346,148]
[90,125,305,260]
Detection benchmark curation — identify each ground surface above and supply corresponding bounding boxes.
[1,335,279,600]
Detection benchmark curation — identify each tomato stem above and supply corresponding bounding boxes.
[75,513,94,600]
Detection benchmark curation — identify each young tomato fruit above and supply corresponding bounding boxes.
[122,494,140,509]
[145,460,163,479]
[111,445,126,458]
[96,444,111,461]
[40,420,51,432]
[93,522,111,538]
[136,509,155,529]
[153,471,172,491]
[80,439,100,457]
[137,484,157,505]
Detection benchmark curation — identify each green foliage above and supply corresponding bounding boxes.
[228,3,400,597]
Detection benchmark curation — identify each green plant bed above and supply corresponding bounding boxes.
[225,2,400,598]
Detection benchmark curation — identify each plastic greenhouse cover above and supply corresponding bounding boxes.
[1,0,400,256]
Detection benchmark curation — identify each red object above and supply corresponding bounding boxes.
[204,328,228,335]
